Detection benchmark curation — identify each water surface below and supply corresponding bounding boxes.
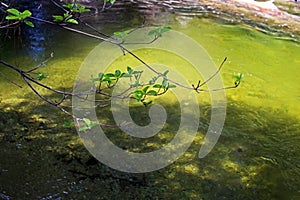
[0,7,300,200]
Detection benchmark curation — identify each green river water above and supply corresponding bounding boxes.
[0,7,300,200]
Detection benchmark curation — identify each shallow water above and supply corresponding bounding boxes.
[0,4,300,200]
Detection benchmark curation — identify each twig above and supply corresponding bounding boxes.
[25,52,54,73]
[199,57,227,87]
[0,71,22,88]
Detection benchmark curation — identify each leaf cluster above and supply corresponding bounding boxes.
[90,67,176,107]
[78,118,98,131]
[36,72,48,81]
[148,26,171,37]
[133,70,176,107]
[63,3,91,13]
[233,72,244,86]
[113,30,130,41]
[5,8,34,27]
[52,3,93,25]
[64,118,98,131]
[53,12,78,25]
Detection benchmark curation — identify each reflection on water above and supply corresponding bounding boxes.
[23,1,49,60]
[0,1,300,199]
[0,0,139,63]
[0,1,58,61]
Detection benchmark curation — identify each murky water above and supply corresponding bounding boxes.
[0,2,300,199]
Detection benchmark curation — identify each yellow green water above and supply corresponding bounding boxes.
[178,18,300,117]
[1,16,300,199]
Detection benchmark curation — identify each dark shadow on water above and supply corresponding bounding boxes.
[0,90,300,199]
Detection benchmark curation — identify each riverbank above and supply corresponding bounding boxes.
[61,0,300,38]
[205,0,300,36]
[113,0,300,39]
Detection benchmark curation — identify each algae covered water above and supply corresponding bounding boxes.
[0,8,300,200]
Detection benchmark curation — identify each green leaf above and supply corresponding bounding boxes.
[102,76,111,81]
[63,3,90,13]
[148,26,172,37]
[168,84,176,88]
[6,9,32,21]
[24,20,34,27]
[233,72,244,86]
[89,121,98,128]
[65,4,75,9]
[143,100,153,107]
[63,4,73,9]
[142,86,150,94]
[67,18,78,24]
[132,80,140,87]
[20,10,32,19]
[98,72,104,79]
[162,78,168,88]
[105,73,115,78]
[153,84,162,88]
[5,15,20,20]
[233,72,244,83]
[36,72,47,80]
[133,90,144,101]
[102,76,112,83]
[147,90,158,95]
[63,121,74,128]
[114,30,129,40]
[79,125,90,131]
[148,28,159,36]
[159,26,172,36]
[90,73,104,82]
[53,15,64,22]
[115,70,121,77]
[63,12,70,19]
[149,76,158,85]
[127,66,133,74]
[6,8,20,16]
[114,31,122,36]
[120,73,132,78]
[79,7,90,13]
[83,118,91,126]
[162,70,169,76]
[80,118,98,130]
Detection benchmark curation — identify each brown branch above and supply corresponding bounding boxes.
[199,57,227,87]
[0,71,22,88]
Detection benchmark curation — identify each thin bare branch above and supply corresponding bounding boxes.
[199,57,227,87]
[0,71,22,88]
[25,52,54,73]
